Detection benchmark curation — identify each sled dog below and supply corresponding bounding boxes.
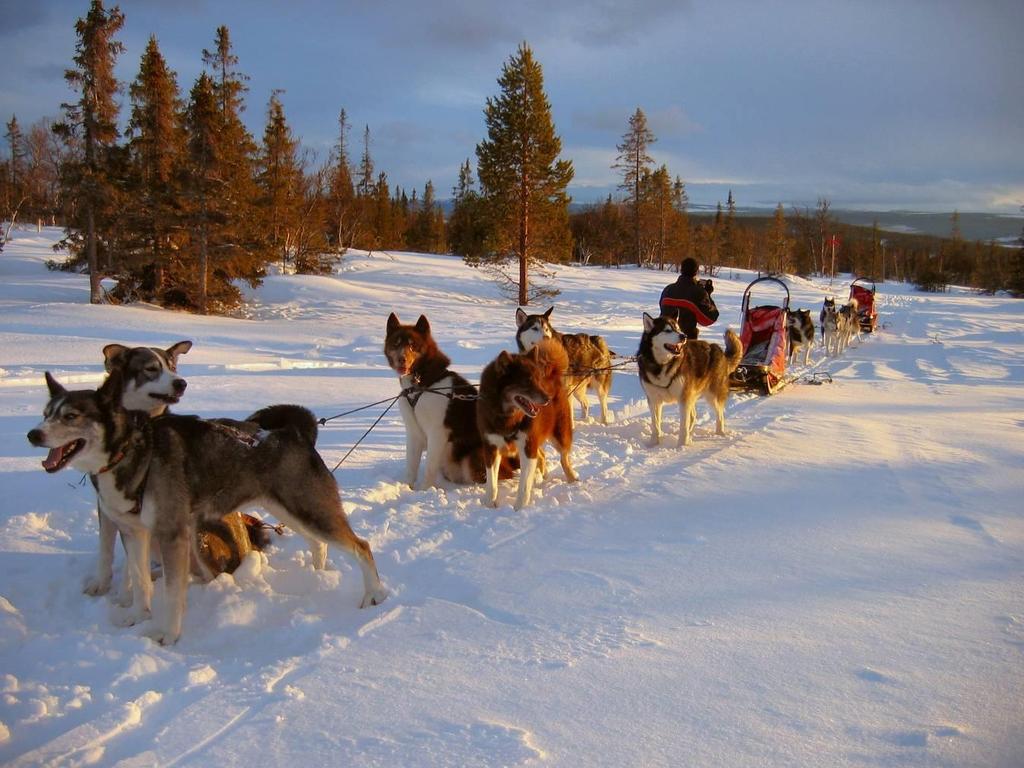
[787,309,815,366]
[385,313,513,489]
[28,372,387,645]
[839,297,862,348]
[90,342,270,603]
[637,313,742,447]
[821,298,840,356]
[477,339,578,510]
[819,297,836,344]
[515,307,612,425]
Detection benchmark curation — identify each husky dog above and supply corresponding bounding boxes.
[821,303,841,356]
[28,372,387,645]
[787,309,815,366]
[477,339,578,510]
[515,307,612,425]
[385,313,513,489]
[90,342,269,603]
[819,297,836,344]
[839,297,862,348]
[637,313,742,447]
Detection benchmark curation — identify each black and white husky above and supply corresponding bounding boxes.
[28,372,387,645]
[787,309,815,366]
[637,313,742,448]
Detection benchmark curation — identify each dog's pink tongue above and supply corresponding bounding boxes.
[42,446,66,471]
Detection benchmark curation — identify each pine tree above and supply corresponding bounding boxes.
[3,116,27,228]
[642,165,673,269]
[126,35,186,294]
[326,108,356,250]
[183,72,219,313]
[356,125,374,198]
[766,203,791,274]
[476,42,574,305]
[55,0,126,303]
[257,90,304,269]
[614,107,656,267]
[721,189,737,267]
[448,158,489,260]
[200,26,263,287]
[670,175,690,269]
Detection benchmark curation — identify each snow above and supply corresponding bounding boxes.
[1,227,1022,767]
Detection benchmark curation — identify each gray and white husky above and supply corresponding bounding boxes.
[86,341,191,601]
[28,371,387,645]
[637,313,742,448]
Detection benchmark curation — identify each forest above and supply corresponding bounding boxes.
[2,1,1022,312]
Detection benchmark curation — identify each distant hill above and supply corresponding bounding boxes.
[439,199,1023,244]
[671,205,1021,244]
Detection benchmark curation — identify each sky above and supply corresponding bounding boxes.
[2,0,1022,213]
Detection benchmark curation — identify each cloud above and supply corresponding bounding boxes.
[0,0,48,37]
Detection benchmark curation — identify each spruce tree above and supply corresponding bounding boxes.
[448,158,489,261]
[614,107,656,267]
[56,0,126,303]
[767,203,791,274]
[326,108,356,250]
[200,26,263,284]
[183,72,219,313]
[126,35,186,295]
[3,116,27,227]
[257,90,303,269]
[476,42,574,305]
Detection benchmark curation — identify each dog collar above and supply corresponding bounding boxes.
[97,449,127,474]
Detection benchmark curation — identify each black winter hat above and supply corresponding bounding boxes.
[681,257,699,277]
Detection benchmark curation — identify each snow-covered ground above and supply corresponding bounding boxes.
[1,228,1021,767]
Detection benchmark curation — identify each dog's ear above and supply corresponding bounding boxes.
[44,371,67,398]
[642,312,656,333]
[166,340,192,364]
[543,307,554,320]
[492,350,513,374]
[414,315,430,336]
[98,368,125,410]
[386,312,400,335]
[515,308,527,327]
[102,344,129,373]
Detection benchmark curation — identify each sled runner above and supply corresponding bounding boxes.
[731,276,790,395]
[849,277,878,332]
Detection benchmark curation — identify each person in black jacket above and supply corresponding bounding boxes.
[659,257,719,340]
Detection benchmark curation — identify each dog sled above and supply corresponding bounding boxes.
[849,277,878,332]
[731,276,790,395]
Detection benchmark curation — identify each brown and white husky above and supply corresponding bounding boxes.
[384,313,512,489]
[637,313,742,447]
[477,339,578,510]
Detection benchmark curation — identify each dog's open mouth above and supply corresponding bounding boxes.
[513,394,545,417]
[42,439,85,473]
[664,342,685,355]
[149,393,180,404]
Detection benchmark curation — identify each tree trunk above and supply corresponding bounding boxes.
[86,204,102,303]
[519,188,529,306]
[198,222,208,315]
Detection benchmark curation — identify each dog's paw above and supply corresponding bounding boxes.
[83,577,111,597]
[565,469,580,483]
[360,586,389,609]
[114,608,151,628]
[144,626,180,646]
[112,590,134,608]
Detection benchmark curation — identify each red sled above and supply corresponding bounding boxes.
[731,276,790,395]
[849,277,878,332]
